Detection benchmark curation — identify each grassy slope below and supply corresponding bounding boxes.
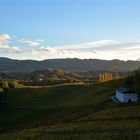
[0,79,140,140]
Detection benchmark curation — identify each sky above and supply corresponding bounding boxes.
[0,0,140,60]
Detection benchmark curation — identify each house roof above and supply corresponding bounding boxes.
[116,88,136,94]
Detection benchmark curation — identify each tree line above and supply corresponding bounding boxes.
[126,68,140,94]
[99,72,121,83]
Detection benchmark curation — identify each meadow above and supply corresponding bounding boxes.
[0,79,140,140]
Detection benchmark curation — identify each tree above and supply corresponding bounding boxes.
[126,68,140,94]
[99,72,113,82]
[2,80,9,89]
[99,73,103,82]
[13,80,20,88]
[126,75,134,87]
[116,72,120,79]
[2,80,9,99]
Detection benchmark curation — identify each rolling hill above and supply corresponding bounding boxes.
[0,79,140,140]
[0,57,140,72]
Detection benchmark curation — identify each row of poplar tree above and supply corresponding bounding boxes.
[99,72,121,82]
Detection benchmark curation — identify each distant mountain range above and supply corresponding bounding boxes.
[0,57,140,72]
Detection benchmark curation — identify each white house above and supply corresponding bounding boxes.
[116,88,138,103]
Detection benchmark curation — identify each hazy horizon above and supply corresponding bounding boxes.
[0,56,140,62]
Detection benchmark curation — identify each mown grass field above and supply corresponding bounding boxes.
[0,79,140,140]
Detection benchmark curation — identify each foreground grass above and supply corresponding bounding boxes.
[0,79,140,140]
[0,131,139,140]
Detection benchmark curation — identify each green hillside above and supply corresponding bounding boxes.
[0,79,140,140]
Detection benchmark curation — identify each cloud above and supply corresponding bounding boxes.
[0,34,139,61]
[27,41,140,60]
[0,34,11,42]
[0,34,21,53]
[0,34,12,48]
[0,44,10,49]
[20,39,41,46]
[10,46,21,53]
[55,40,118,50]
[0,46,21,54]
[28,46,102,60]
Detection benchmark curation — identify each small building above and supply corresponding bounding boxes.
[116,88,138,103]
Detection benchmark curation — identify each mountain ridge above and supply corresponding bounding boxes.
[0,57,140,72]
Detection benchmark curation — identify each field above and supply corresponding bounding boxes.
[0,79,140,140]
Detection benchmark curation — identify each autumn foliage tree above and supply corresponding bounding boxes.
[99,72,113,82]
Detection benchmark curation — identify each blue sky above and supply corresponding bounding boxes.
[0,0,140,60]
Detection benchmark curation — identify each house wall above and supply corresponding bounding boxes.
[123,94,138,102]
[116,91,138,102]
[116,91,124,102]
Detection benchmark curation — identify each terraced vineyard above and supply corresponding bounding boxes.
[0,79,140,140]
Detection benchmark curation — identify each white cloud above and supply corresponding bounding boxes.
[54,40,118,50]
[0,34,11,42]
[0,44,10,49]
[27,41,140,61]
[0,34,21,53]
[28,46,102,60]
[0,46,21,54]
[0,34,139,61]
[20,39,41,46]
[11,46,21,53]
[0,34,12,48]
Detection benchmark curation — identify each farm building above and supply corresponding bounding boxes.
[116,88,138,103]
